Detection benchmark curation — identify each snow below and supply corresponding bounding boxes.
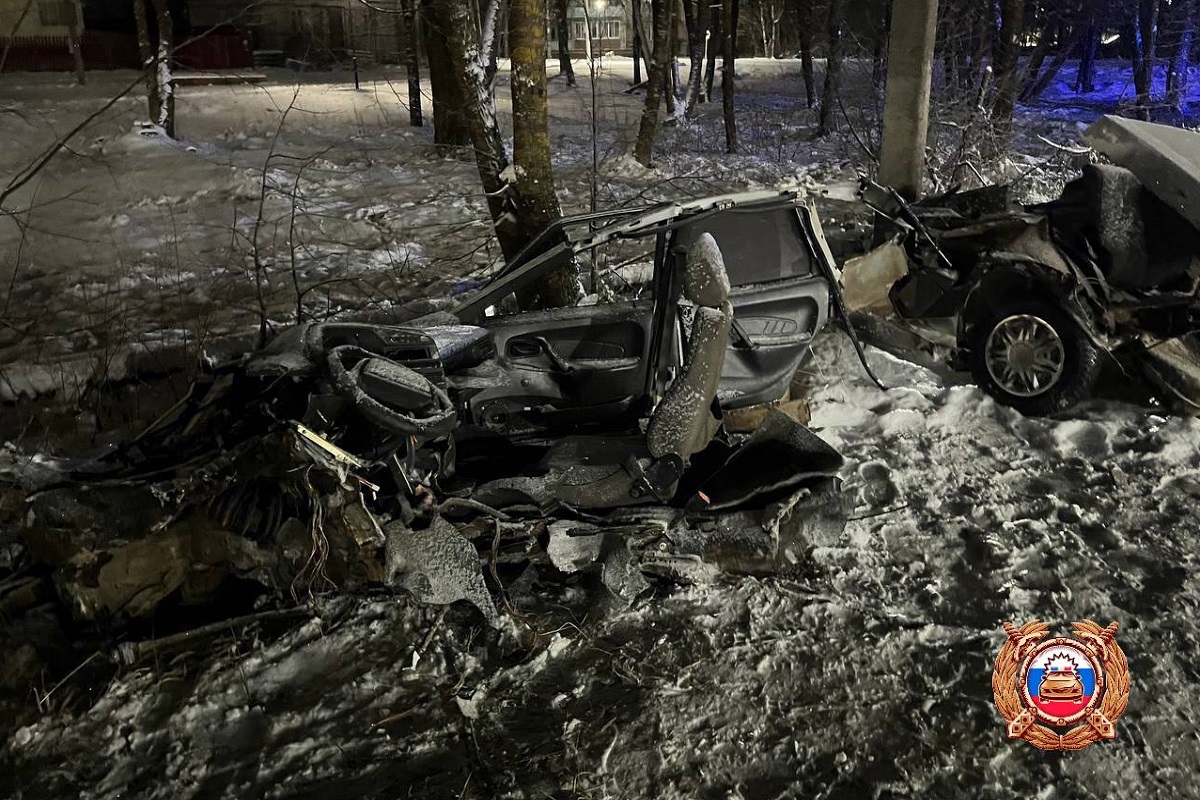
[9,327,1200,797]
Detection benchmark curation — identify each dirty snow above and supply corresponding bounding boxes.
[6,329,1200,799]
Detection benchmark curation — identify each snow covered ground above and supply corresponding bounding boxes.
[5,330,1200,800]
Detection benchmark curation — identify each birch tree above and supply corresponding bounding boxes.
[133,0,175,137]
[437,0,572,306]
[681,0,706,115]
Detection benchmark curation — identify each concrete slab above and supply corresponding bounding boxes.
[1083,115,1200,231]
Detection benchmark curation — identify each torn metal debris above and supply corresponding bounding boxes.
[5,194,855,622]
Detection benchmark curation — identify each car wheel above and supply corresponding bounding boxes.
[966,298,1102,415]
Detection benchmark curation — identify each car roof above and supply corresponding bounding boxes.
[453,188,811,321]
[492,188,809,280]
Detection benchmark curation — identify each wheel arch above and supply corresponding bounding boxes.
[956,259,1108,355]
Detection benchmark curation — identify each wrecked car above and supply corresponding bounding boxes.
[9,190,853,622]
[846,115,1200,416]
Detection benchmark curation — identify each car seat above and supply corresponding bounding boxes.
[1048,164,1200,292]
[645,232,733,464]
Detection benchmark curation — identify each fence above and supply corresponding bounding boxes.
[176,30,255,71]
[1,29,253,73]
[0,32,139,72]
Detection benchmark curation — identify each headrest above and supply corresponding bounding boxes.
[1082,163,1147,277]
[684,232,731,307]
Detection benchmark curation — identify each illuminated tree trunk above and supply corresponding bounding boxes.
[633,0,673,166]
[682,0,705,114]
[704,0,719,101]
[132,0,160,126]
[149,0,175,137]
[510,0,572,306]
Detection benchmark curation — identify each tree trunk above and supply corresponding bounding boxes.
[1017,23,1053,101]
[878,0,940,200]
[67,0,85,85]
[632,0,644,84]
[704,0,720,101]
[132,0,160,126]
[1168,0,1195,108]
[731,0,740,57]
[483,0,506,90]
[553,0,575,85]
[149,0,175,137]
[423,0,471,148]
[1076,17,1099,93]
[664,0,679,119]
[1021,22,1079,103]
[400,0,423,126]
[817,0,844,136]
[509,0,572,307]
[682,0,704,113]
[437,0,519,255]
[791,0,815,107]
[872,1,891,88]
[721,0,738,153]
[1133,0,1160,120]
[990,0,1024,134]
[634,0,673,166]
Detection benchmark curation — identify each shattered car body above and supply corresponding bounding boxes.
[10,190,851,621]
[851,115,1200,415]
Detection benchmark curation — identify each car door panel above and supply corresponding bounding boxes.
[722,276,829,408]
[672,206,832,409]
[467,299,654,435]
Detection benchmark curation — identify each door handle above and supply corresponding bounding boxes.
[509,339,541,358]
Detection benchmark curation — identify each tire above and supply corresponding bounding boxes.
[965,296,1102,416]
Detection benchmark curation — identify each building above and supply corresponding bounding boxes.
[564,1,630,56]
[0,0,141,71]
